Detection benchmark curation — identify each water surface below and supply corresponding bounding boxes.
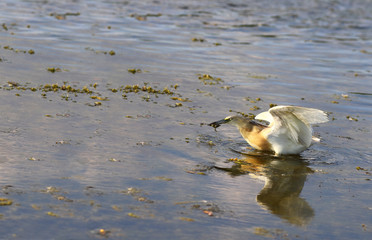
[0,0,371,239]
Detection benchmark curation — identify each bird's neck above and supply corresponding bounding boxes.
[238,124,273,152]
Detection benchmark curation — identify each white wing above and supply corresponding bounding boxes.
[255,111,273,123]
[256,106,328,125]
[267,106,328,147]
[283,106,328,125]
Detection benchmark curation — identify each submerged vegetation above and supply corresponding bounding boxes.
[2,79,180,106]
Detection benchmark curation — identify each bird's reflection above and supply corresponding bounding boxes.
[217,152,314,226]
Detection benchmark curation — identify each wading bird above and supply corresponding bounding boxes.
[209,106,328,155]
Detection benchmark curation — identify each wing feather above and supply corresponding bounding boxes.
[267,106,327,147]
[255,106,328,125]
[255,111,273,123]
[286,106,328,124]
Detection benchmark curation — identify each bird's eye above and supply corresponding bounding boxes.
[224,116,233,122]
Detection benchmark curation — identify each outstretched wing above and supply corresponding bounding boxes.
[255,111,273,123]
[256,106,328,125]
[285,106,328,125]
[267,106,327,147]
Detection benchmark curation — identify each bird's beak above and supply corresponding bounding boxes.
[208,118,229,129]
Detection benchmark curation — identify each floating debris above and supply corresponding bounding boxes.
[170,97,190,102]
[55,140,70,145]
[127,68,142,74]
[122,84,174,95]
[2,80,178,107]
[2,23,8,31]
[43,186,60,194]
[28,157,40,161]
[112,205,122,211]
[176,200,222,219]
[50,12,80,20]
[46,211,59,217]
[185,170,206,175]
[85,47,116,55]
[121,187,154,204]
[269,103,278,108]
[47,67,62,73]
[203,210,214,216]
[250,106,260,111]
[247,73,273,80]
[91,228,111,237]
[7,81,19,87]
[360,49,372,54]
[244,97,262,103]
[99,228,110,237]
[192,37,205,42]
[130,13,162,21]
[346,115,358,121]
[90,96,108,101]
[108,158,120,162]
[361,224,368,231]
[3,45,35,54]
[55,195,73,202]
[356,166,371,176]
[0,198,13,206]
[207,141,215,146]
[179,217,195,222]
[198,74,223,85]
[31,204,41,210]
[332,94,351,102]
[128,212,140,218]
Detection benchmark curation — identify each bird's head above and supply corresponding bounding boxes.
[209,115,248,129]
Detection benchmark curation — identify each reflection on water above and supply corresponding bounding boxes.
[217,152,314,226]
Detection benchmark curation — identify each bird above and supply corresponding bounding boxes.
[209,105,328,155]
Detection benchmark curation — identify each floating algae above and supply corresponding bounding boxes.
[0,198,13,206]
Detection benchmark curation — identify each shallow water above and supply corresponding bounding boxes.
[0,0,371,239]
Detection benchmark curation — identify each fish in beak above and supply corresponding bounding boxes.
[208,116,232,129]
